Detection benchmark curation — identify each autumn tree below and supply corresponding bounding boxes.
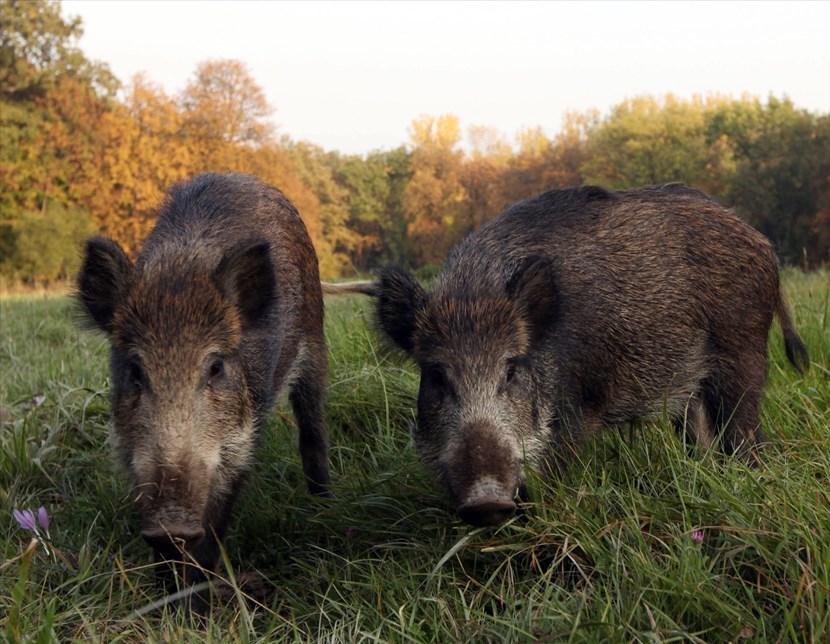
[500,126,555,204]
[404,114,468,266]
[180,59,275,170]
[234,143,323,248]
[0,0,116,282]
[1,0,115,218]
[81,74,194,252]
[549,110,596,186]
[3,4,829,284]
[455,125,510,236]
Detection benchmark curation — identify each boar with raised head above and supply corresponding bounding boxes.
[78,173,330,586]
[373,184,809,527]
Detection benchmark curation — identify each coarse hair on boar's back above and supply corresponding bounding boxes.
[373,183,809,528]
[77,173,330,596]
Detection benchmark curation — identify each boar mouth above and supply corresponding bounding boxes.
[457,495,518,526]
[141,518,207,560]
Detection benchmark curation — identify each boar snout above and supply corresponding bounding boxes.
[442,422,520,527]
[135,458,212,557]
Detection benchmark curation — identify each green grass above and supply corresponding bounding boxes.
[1,270,828,641]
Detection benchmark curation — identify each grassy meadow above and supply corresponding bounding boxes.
[1,270,828,641]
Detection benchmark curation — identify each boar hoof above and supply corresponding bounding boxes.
[457,496,517,527]
[141,524,206,554]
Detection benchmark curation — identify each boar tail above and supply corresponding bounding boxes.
[775,290,809,374]
[321,280,378,296]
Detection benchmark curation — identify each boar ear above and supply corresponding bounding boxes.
[215,241,276,329]
[506,256,558,341]
[376,266,427,354]
[77,237,133,334]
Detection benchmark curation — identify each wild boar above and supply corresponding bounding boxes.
[371,184,809,527]
[77,173,330,584]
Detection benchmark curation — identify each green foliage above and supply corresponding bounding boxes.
[1,202,95,285]
[0,98,49,217]
[0,0,117,101]
[707,97,830,265]
[583,94,732,192]
[331,146,413,267]
[582,94,830,266]
[287,141,354,276]
[0,272,828,638]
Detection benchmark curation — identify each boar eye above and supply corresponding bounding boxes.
[423,366,454,400]
[208,358,225,382]
[419,365,456,407]
[127,361,144,390]
[427,369,446,391]
[506,364,517,384]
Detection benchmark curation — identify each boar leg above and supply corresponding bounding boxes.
[289,345,331,495]
[674,394,716,450]
[704,349,767,463]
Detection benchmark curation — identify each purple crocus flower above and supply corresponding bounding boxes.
[691,530,705,544]
[13,509,37,532]
[37,506,49,532]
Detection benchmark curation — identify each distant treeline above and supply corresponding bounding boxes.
[2,1,829,285]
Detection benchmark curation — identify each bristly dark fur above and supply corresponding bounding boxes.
[76,173,330,599]
[370,182,809,527]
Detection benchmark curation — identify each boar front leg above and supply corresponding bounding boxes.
[289,341,331,495]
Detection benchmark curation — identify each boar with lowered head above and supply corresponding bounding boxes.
[78,173,330,585]
[373,184,809,527]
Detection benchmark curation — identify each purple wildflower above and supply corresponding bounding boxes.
[691,530,705,544]
[13,509,37,532]
[37,506,50,532]
[345,527,358,539]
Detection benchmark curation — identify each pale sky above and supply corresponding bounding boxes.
[63,0,830,155]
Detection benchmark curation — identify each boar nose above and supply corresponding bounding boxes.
[141,524,206,553]
[457,496,517,527]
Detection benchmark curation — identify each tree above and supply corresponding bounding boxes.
[582,94,731,194]
[180,59,275,169]
[330,146,413,271]
[707,96,830,265]
[287,141,355,277]
[467,125,512,162]
[0,0,117,101]
[501,126,555,203]
[87,74,194,252]
[1,202,95,285]
[549,110,596,187]
[404,114,468,266]
[1,0,116,278]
